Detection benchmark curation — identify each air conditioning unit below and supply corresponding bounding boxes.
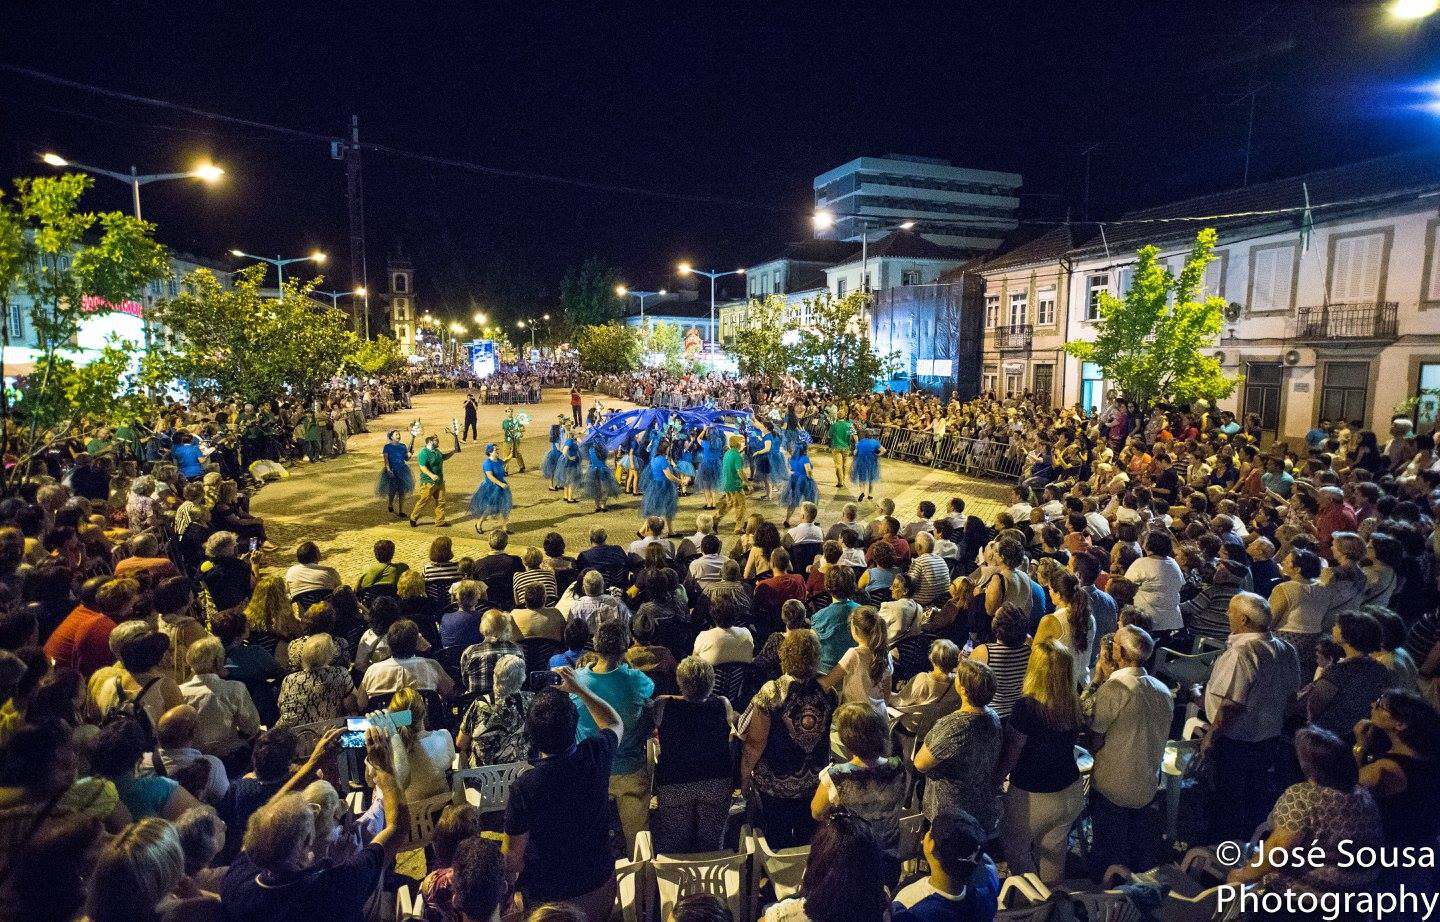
[1224,302,1243,322]
[1284,349,1301,366]
[1214,351,1226,365]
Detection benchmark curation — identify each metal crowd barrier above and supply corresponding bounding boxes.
[879,427,1024,481]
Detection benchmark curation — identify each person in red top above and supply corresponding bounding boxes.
[569,386,582,427]
[44,576,140,676]
[112,532,181,583]
[865,518,912,571]
[752,547,809,638]
[1314,485,1358,560]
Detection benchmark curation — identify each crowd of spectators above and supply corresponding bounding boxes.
[1,363,1438,921]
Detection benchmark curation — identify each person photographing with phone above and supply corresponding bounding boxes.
[504,665,624,920]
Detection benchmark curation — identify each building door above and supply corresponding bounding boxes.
[1319,361,1370,425]
[1080,361,1105,413]
[1243,361,1283,434]
[1032,364,1054,408]
[1005,370,1023,397]
[1415,362,1440,429]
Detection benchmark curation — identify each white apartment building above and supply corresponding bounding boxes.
[1059,149,1440,441]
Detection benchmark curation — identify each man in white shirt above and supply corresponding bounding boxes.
[900,500,937,542]
[357,619,456,704]
[1082,626,1173,875]
[1039,485,1065,521]
[155,704,230,804]
[567,569,632,632]
[823,503,865,544]
[1004,484,1033,524]
[1200,592,1300,843]
[786,502,823,545]
[627,516,672,558]
[687,533,728,584]
[680,512,718,556]
[284,540,341,602]
[179,637,261,758]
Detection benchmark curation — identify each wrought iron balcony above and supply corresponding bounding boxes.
[1294,302,1398,341]
[997,323,1032,351]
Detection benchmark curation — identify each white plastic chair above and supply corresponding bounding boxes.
[614,853,649,922]
[1071,889,1142,922]
[752,831,809,899]
[394,881,424,921]
[897,812,927,878]
[638,829,752,922]
[402,792,455,853]
[451,761,530,813]
[996,872,1058,921]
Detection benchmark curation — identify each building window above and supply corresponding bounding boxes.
[1415,363,1440,427]
[1202,252,1226,299]
[982,366,998,395]
[984,294,1000,328]
[1328,232,1385,304]
[392,273,409,293]
[1085,274,1108,321]
[1248,243,1295,314]
[1320,361,1370,424]
[1035,286,1056,326]
[168,279,179,297]
[1244,361,1284,433]
[1117,265,1135,297]
[5,302,21,339]
[1080,361,1105,413]
[1008,292,1027,327]
[901,269,922,286]
[772,269,781,291]
[836,278,848,298]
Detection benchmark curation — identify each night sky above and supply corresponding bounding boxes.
[3,1,1438,325]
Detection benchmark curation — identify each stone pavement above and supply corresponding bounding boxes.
[250,388,1011,582]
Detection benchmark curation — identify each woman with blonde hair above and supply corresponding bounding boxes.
[275,634,354,726]
[996,638,1083,885]
[386,686,455,801]
[86,816,206,922]
[244,574,298,643]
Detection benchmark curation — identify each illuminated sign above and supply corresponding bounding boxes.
[81,295,145,318]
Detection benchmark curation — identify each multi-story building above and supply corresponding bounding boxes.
[822,232,970,301]
[975,227,1074,405]
[3,250,223,375]
[1059,148,1440,440]
[813,154,1022,254]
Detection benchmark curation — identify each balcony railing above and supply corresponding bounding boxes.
[997,323,1032,351]
[1294,302,1398,341]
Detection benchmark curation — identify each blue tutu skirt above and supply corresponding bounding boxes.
[851,451,881,487]
[675,460,696,481]
[696,456,722,491]
[588,461,619,501]
[375,466,415,498]
[470,480,513,517]
[641,477,679,520]
[782,474,818,508]
[541,447,562,482]
[783,429,802,454]
[558,458,583,488]
[638,460,654,491]
[767,447,787,484]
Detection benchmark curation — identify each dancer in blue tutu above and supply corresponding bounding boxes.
[470,443,513,535]
[672,440,697,498]
[766,421,787,490]
[619,434,638,495]
[851,428,885,502]
[584,438,619,512]
[541,418,565,490]
[782,405,803,455]
[781,440,818,527]
[695,425,725,510]
[635,430,655,496]
[642,449,683,532]
[559,427,584,504]
[751,419,782,501]
[376,429,415,517]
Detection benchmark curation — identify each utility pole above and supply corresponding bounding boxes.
[1078,143,1102,223]
[345,115,369,337]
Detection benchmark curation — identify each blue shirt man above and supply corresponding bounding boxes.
[572,662,654,775]
[173,440,203,479]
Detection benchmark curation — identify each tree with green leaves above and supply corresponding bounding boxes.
[558,258,623,331]
[575,322,640,374]
[0,174,170,486]
[648,321,686,373]
[1064,228,1240,410]
[148,266,358,403]
[345,334,407,376]
[731,294,793,380]
[793,291,895,399]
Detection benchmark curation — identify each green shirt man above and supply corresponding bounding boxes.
[720,445,746,493]
[828,418,854,451]
[417,443,446,485]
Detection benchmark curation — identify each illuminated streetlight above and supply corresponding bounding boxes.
[473,311,487,325]
[676,264,743,345]
[1391,0,1438,19]
[229,250,328,288]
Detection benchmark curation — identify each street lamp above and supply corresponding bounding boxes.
[616,285,667,328]
[314,286,366,310]
[1391,0,1438,19]
[812,210,913,296]
[41,152,224,223]
[228,249,326,289]
[677,263,744,345]
[42,152,224,350]
[473,311,487,325]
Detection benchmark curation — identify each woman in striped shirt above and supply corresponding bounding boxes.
[969,603,1031,720]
